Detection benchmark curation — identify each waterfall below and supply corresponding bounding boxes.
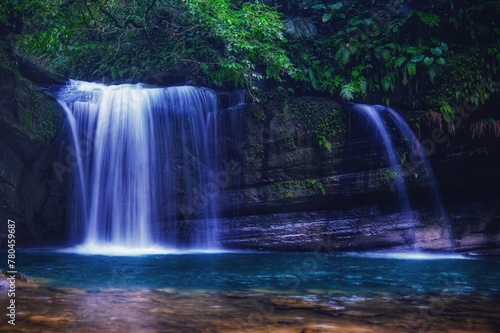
[352,104,448,223]
[353,104,412,213]
[57,80,221,253]
[383,106,448,221]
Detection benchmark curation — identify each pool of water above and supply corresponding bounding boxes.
[11,249,500,295]
[2,249,499,332]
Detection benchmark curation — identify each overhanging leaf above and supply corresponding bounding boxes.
[424,56,434,65]
[319,137,332,152]
[395,56,407,67]
[431,47,442,56]
[382,76,392,91]
[406,62,417,76]
[329,2,343,10]
[405,46,417,54]
[411,54,425,63]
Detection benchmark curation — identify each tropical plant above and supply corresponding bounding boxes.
[378,169,400,185]
[3,0,499,116]
[15,0,297,88]
[283,0,498,112]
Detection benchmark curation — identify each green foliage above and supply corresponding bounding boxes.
[285,0,498,110]
[311,2,345,23]
[184,0,296,86]
[305,179,326,195]
[286,97,344,152]
[439,102,455,122]
[400,151,408,164]
[15,0,295,87]
[318,135,332,152]
[340,83,355,100]
[377,169,399,184]
[254,110,266,123]
[0,0,64,34]
[420,46,499,112]
[4,0,499,113]
[272,178,326,198]
[415,10,440,27]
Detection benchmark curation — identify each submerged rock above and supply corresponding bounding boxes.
[0,269,29,288]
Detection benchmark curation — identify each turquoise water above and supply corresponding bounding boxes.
[12,250,500,295]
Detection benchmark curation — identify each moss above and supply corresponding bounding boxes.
[286,96,346,151]
[254,110,266,123]
[5,77,59,139]
[250,88,288,104]
[17,81,60,140]
[271,178,326,199]
[417,46,499,113]
[20,108,33,127]
[1,37,62,142]
[377,169,400,185]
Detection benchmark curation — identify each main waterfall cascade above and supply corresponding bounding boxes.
[57,80,224,253]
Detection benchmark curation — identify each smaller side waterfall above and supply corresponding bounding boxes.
[383,107,448,221]
[352,104,448,224]
[353,104,412,213]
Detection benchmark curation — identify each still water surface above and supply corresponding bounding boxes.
[13,250,500,294]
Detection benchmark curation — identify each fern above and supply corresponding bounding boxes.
[358,77,368,96]
[340,83,355,100]
[382,76,393,91]
[416,10,440,27]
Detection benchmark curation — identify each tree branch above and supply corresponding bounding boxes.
[90,0,123,29]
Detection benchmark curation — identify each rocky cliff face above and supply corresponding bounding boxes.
[198,94,500,253]
[0,47,69,246]
[1,54,498,252]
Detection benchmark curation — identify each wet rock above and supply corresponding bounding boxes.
[173,95,500,253]
[0,269,29,288]
[0,39,68,246]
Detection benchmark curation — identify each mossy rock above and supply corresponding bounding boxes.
[0,45,63,143]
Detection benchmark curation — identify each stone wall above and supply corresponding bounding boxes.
[203,95,500,253]
[0,52,69,246]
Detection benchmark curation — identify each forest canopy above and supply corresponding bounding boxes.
[1,0,499,112]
